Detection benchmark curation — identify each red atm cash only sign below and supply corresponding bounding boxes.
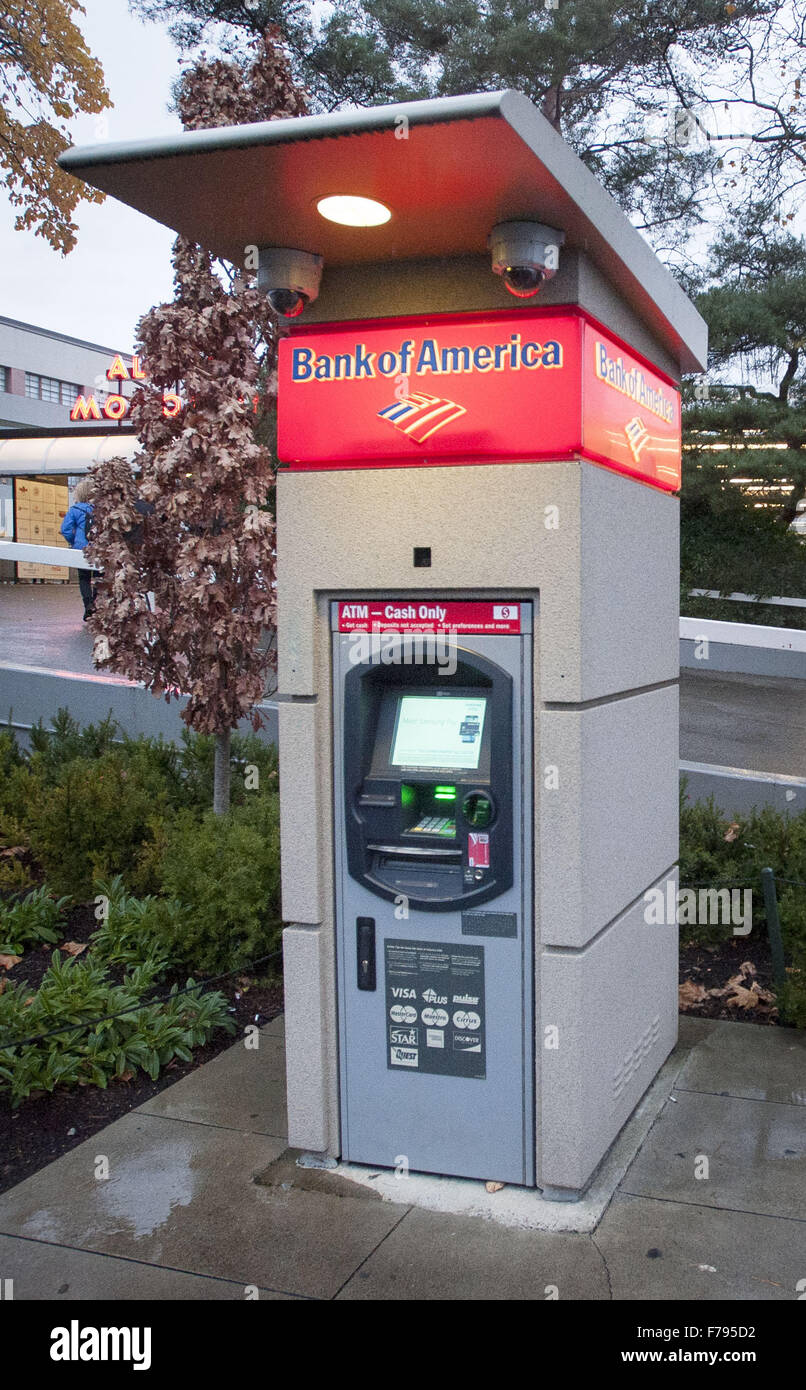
[277,306,682,492]
[337,600,523,634]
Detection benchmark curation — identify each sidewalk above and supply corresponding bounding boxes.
[0,1015,804,1300]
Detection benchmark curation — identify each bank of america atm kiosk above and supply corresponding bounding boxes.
[332,600,534,1185]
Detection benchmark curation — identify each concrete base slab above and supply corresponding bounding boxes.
[330,1024,702,1233]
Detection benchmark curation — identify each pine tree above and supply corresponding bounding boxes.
[130,0,806,251]
[682,211,806,609]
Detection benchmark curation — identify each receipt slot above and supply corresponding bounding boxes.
[332,600,534,1184]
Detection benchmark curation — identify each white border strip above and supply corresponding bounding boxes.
[679,615,806,652]
[0,541,90,570]
[689,589,806,610]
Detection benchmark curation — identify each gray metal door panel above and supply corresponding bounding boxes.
[332,613,534,1185]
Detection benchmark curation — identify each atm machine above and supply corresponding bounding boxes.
[332,599,534,1185]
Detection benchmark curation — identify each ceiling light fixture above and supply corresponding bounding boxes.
[316,195,391,227]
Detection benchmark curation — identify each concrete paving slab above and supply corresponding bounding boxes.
[0,1114,406,1300]
[138,1034,287,1139]
[596,1192,806,1302]
[0,1234,303,1300]
[621,1090,806,1220]
[676,1015,719,1048]
[336,1206,609,1300]
[674,1019,806,1106]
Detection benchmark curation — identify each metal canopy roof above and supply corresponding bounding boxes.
[0,433,139,476]
[60,90,707,373]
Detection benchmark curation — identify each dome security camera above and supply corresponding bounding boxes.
[257,247,324,318]
[488,221,565,299]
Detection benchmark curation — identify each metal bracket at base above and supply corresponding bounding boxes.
[296,1151,339,1171]
[539,1184,582,1204]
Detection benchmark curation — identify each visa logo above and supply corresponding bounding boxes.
[391,987,416,999]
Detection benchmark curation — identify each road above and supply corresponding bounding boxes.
[680,668,806,779]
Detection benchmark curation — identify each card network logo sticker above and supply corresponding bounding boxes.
[378,393,467,444]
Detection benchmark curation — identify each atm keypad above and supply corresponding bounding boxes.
[408,817,455,837]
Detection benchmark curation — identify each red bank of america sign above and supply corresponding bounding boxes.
[277,307,681,492]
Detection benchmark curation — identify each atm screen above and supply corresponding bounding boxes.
[390,695,487,770]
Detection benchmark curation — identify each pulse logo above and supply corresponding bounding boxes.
[378,393,467,444]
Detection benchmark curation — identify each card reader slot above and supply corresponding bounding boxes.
[368,843,461,860]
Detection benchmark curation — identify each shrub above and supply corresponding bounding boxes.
[173,728,279,811]
[27,708,119,771]
[680,786,806,1021]
[0,950,235,1107]
[90,876,188,974]
[779,951,806,1028]
[0,886,70,955]
[0,812,34,898]
[0,712,280,900]
[18,752,172,899]
[155,791,282,974]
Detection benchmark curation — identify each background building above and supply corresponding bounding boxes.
[0,318,137,580]
[0,316,136,431]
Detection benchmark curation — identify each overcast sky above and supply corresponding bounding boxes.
[0,0,183,353]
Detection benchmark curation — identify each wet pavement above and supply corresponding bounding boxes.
[0,1015,803,1301]
[0,582,103,678]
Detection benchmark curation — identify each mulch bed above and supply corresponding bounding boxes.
[0,901,283,1198]
[679,933,781,1025]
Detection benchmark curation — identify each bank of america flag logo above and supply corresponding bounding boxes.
[378,393,467,444]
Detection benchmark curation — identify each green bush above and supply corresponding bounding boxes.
[0,810,34,898]
[0,712,280,902]
[779,950,806,1028]
[90,876,188,974]
[680,785,806,1021]
[18,753,170,899]
[0,886,70,955]
[0,949,235,1107]
[155,791,282,974]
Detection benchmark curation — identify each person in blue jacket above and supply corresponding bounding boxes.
[60,476,98,620]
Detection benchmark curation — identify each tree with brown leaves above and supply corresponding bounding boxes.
[87,29,306,812]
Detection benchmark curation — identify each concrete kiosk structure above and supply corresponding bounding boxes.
[61,90,707,1197]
